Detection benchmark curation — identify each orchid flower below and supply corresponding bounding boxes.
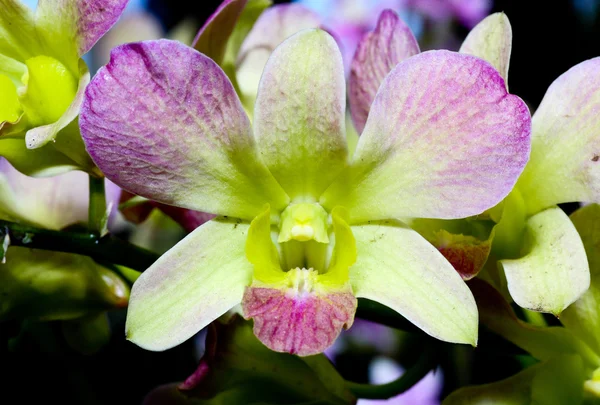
[350,10,598,315]
[0,0,128,177]
[80,27,530,355]
[445,206,600,404]
[0,157,127,326]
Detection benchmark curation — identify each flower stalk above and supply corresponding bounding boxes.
[0,220,158,271]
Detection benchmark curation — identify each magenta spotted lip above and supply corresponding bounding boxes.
[242,278,357,357]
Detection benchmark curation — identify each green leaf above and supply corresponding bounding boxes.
[144,317,356,405]
[562,204,600,355]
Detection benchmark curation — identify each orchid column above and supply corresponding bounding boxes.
[80,29,530,355]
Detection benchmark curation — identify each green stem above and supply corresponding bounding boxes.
[1,220,158,272]
[88,175,107,234]
[345,344,438,400]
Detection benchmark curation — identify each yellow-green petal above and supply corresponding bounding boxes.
[500,207,590,315]
[126,217,253,351]
[350,220,478,345]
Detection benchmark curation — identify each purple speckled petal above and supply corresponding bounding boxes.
[236,4,320,104]
[36,0,129,56]
[254,29,347,200]
[192,0,247,65]
[242,279,357,356]
[459,12,512,85]
[517,57,600,214]
[349,9,420,134]
[126,217,252,351]
[80,40,288,220]
[322,50,531,222]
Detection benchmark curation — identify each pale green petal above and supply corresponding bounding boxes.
[0,0,41,62]
[562,204,600,354]
[0,54,26,84]
[501,207,590,315]
[517,57,600,214]
[443,356,585,405]
[126,217,253,351]
[459,12,512,85]
[254,29,347,200]
[0,157,92,229]
[0,137,80,177]
[350,220,478,345]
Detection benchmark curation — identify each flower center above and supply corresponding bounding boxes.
[278,202,329,243]
[286,267,318,296]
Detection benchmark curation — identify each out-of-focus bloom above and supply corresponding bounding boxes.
[0,0,128,177]
[81,21,529,356]
[194,0,323,114]
[296,0,492,68]
[351,9,598,315]
[0,158,127,348]
[445,204,600,404]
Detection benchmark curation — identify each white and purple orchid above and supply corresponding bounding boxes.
[0,0,128,176]
[351,10,600,316]
[79,21,531,355]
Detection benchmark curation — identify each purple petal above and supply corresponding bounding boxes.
[349,9,420,133]
[37,0,130,56]
[192,0,247,65]
[80,40,288,220]
[322,50,531,222]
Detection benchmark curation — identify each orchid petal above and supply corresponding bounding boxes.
[236,4,320,105]
[193,0,248,66]
[0,53,26,83]
[80,40,288,220]
[350,220,478,345]
[0,0,40,62]
[254,29,347,200]
[322,50,531,222]
[517,57,600,213]
[349,9,419,133]
[25,59,89,149]
[562,204,600,354]
[0,137,80,177]
[126,217,252,351]
[459,12,512,85]
[501,207,590,315]
[0,157,112,229]
[36,0,129,57]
